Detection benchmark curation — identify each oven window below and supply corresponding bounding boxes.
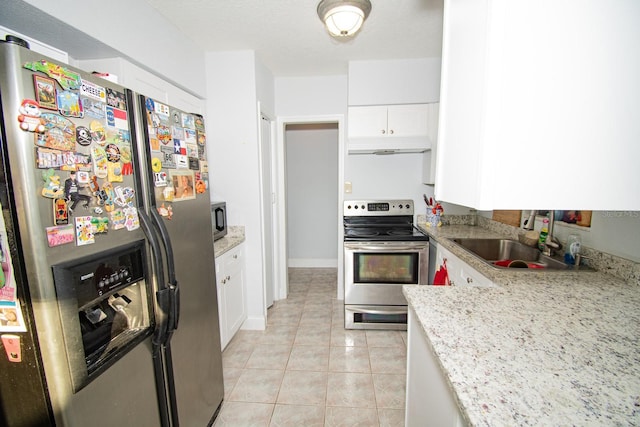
[354,252,419,284]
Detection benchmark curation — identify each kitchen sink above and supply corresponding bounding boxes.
[450,238,572,270]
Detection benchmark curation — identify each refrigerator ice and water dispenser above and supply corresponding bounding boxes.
[51,240,152,392]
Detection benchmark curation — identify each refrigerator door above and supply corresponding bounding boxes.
[0,41,160,425]
[136,95,224,425]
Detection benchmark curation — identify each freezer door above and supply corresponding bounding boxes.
[0,41,160,426]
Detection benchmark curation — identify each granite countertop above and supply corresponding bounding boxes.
[213,225,245,258]
[406,224,640,426]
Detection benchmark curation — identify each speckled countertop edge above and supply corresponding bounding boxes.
[407,220,640,426]
[213,225,245,258]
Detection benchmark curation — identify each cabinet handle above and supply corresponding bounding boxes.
[226,275,231,281]
[233,254,238,259]
[389,129,394,135]
[381,129,386,134]
[221,278,226,284]
[466,277,473,283]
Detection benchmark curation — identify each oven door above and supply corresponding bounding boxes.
[344,241,429,305]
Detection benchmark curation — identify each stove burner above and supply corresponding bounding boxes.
[348,230,380,237]
[388,229,412,236]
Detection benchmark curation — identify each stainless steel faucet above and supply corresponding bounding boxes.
[523,210,537,230]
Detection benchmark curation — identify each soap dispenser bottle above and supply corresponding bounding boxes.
[538,217,549,250]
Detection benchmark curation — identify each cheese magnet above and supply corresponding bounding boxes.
[151,157,162,173]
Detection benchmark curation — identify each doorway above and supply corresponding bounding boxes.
[285,123,338,267]
[275,115,345,301]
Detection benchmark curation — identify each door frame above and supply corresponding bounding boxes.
[274,114,346,301]
[257,105,277,309]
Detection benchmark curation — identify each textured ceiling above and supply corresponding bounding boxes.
[145,0,444,77]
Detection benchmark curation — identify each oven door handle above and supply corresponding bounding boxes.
[348,306,408,315]
[344,244,427,251]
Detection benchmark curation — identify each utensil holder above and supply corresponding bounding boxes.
[426,209,441,227]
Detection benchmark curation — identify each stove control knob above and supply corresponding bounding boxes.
[346,204,351,210]
[405,204,410,209]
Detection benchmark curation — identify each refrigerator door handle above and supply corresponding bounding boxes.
[138,211,173,427]
[145,210,181,426]
[150,209,180,331]
[138,211,170,344]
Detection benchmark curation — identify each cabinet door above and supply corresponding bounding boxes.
[406,309,466,426]
[348,106,388,138]
[224,247,246,339]
[215,245,247,350]
[435,244,458,286]
[456,262,494,288]
[436,0,640,210]
[214,259,228,348]
[387,104,428,137]
[436,244,494,287]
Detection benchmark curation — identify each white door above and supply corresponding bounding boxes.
[260,114,276,308]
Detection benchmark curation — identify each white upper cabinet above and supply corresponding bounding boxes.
[348,104,431,153]
[435,0,640,210]
[348,106,388,138]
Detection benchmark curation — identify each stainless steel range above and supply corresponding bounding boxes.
[343,200,429,330]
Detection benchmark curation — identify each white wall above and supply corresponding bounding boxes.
[286,125,339,267]
[345,154,426,202]
[522,212,640,263]
[256,59,276,119]
[205,50,267,329]
[589,212,640,262]
[275,76,348,117]
[15,0,205,95]
[348,58,442,105]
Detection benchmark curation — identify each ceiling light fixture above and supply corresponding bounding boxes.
[317,0,372,37]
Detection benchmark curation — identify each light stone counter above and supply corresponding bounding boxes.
[213,225,245,258]
[405,223,640,425]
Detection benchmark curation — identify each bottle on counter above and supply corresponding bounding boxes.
[564,234,582,265]
[538,217,549,250]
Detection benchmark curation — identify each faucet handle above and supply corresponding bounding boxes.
[574,254,591,267]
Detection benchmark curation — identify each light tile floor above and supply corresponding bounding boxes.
[214,268,407,427]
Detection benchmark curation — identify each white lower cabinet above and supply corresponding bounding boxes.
[406,308,466,427]
[215,245,246,350]
[436,243,494,288]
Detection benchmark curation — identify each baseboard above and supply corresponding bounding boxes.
[240,315,266,331]
[288,258,338,268]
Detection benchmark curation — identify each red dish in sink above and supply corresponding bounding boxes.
[494,259,545,269]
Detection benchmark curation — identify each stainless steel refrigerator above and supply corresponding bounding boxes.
[0,37,223,426]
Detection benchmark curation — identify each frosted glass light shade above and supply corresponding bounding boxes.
[317,0,372,37]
